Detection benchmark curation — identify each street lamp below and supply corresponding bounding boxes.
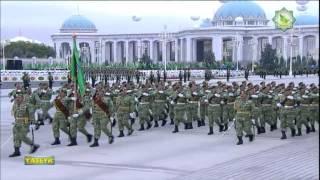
[248,39,256,72]
[288,28,296,76]
[159,25,174,71]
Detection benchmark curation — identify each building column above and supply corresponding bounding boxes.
[89,42,95,64]
[137,40,142,60]
[150,40,154,61]
[268,36,272,45]
[192,39,197,61]
[101,41,106,64]
[237,36,243,62]
[113,41,117,63]
[186,37,192,62]
[299,36,303,57]
[283,36,288,64]
[252,36,258,63]
[212,36,222,61]
[55,42,61,58]
[175,39,179,62]
[125,40,129,65]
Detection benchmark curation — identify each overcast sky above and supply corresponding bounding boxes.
[1,1,319,46]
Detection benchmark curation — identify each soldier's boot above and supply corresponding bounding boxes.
[208,126,214,135]
[130,118,135,125]
[280,131,287,139]
[236,136,243,145]
[161,119,167,126]
[261,127,266,133]
[9,147,21,157]
[128,129,134,136]
[138,124,145,131]
[30,144,40,154]
[257,126,261,134]
[184,123,188,130]
[223,124,228,131]
[270,125,274,131]
[274,123,278,130]
[154,121,159,128]
[48,116,53,124]
[311,125,316,132]
[90,138,99,147]
[219,125,224,132]
[51,138,61,145]
[296,128,302,136]
[170,118,174,125]
[306,126,311,134]
[67,138,77,146]
[86,134,93,143]
[290,128,296,137]
[146,122,152,129]
[245,134,249,137]
[201,119,205,126]
[112,119,117,127]
[189,123,193,129]
[197,120,201,127]
[150,115,154,122]
[118,130,125,137]
[248,134,254,142]
[108,136,114,144]
[172,125,179,133]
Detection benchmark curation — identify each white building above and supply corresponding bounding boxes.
[51,1,319,67]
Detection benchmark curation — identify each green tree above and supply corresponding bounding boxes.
[260,43,276,72]
[2,41,55,58]
[203,51,216,68]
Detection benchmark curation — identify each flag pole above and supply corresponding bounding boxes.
[72,33,78,113]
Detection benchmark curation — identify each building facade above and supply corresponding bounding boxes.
[51,1,319,68]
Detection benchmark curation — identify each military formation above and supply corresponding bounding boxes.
[8,78,319,157]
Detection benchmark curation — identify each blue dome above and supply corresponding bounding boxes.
[214,1,266,19]
[60,15,97,33]
[294,15,318,25]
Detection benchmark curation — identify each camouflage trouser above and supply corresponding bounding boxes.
[117,112,132,131]
[138,104,151,125]
[235,114,253,137]
[168,102,174,120]
[260,105,275,127]
[223,104,234,123]
[200,104,208,120]
[252,107,261,127]
[280,108,296,131]
[153,102,166,121]
[27,104,35,123]
[77,115,90,136]
[13,123,32,148]
[174,105,186,126]
[297,106,311,129]
[52,112,69,139]
[207,105,222,127]
[92,115,112,139]
[310,105,319,125]
[41,102,51,119]
[187,103,199,123]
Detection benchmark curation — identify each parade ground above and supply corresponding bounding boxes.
[0,75,319,180]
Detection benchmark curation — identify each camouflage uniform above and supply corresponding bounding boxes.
[207,90,224,135]
[9,93,39,157]
[115,90,134,137]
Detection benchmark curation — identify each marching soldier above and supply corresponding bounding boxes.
[207,85,224,135]
[278,88,297,139]
[309,84,319,132]
[136,85,153,130]
[115,87,135,137]
[199,81,209,127]
[222,85,236,131]
[259,86,276,133]
[296,86,311,136]
[234,90,255,145]
[38,83,53,124]
[186,82,201,128]
[171,84,188,133]
[152,84,168,127]
[89,90,114,147]
[9,90,40,157]
[22,72,30,90]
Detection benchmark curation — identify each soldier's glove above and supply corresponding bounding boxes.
[70,97,76,101]
[129,112,136,119]
[276,103,282,107]
[170,100,174,105]
[10,98,14,102]
[68,116,71,120]
[50,99,55,103]
[178,93,184,97]
[192,92,198,96]
[220,100,224,105]
[134,97,139,103]
[72,114,79,118]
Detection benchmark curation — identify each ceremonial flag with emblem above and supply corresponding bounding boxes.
[70,35,85,96]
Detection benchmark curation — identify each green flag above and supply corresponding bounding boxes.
[70,36,85,96]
